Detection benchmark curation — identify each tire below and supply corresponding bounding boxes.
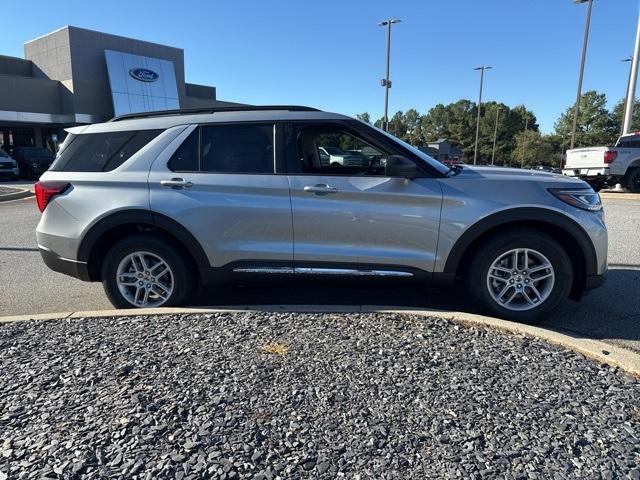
[465,229,573,324]
[101,234,195,309]
[623,167,640,193]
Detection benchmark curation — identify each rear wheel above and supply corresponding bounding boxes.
[466,230,573,323]
[623,167,640,193]
[101,234,195,309]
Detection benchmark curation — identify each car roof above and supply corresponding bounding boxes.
[68,107,354,135]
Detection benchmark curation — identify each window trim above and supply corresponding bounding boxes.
[283,120,437,178]
[167,121,279,175]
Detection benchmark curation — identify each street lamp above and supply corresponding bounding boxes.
[570,0,594,150]
[473,65,492,165]
[623,7,640,135]
[491,106,501,166]
[621,57,633,136]
[379,19,401,131]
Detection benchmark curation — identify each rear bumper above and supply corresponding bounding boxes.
[562,167,611,178]
[39,246,91,282]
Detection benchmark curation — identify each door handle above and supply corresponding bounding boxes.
[160,178,193,189]
[303,184,338,194]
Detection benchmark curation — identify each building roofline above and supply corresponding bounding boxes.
[24,25,183,53]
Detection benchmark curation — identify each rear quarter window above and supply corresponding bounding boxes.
[50,130,162,172]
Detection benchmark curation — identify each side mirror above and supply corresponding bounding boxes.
[383,155,420,179]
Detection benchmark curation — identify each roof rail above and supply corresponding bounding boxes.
[109,105,320,122]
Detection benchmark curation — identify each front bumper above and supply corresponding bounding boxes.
[39,246,91,282]
[584,272,606,291]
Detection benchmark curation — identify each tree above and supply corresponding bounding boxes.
[511,130,555,168]
[356,112,371,124]
[554,91,617,147]
[610,98,640,137]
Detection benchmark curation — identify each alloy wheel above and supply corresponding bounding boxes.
[116,251,174,307]
[486,248,555,312]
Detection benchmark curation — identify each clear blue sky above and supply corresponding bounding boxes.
[1,0,639,132]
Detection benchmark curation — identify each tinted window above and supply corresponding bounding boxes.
[50,130,161,172]
[201,124,273,174]
[168,129,199,172]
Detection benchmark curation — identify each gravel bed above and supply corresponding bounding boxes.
[0,186,20,196]
[0,312,638,479]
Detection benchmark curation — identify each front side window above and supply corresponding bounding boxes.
[50,130,162,172]
[297,127,388,176]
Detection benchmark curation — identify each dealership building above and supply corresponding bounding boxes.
[0,26,241,154]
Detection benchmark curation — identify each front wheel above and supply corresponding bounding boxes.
[101,234,195,309]
[466,230,573,324]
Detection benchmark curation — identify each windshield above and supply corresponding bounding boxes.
[373,126,452,175]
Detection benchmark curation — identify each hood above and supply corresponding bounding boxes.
[454,165,586,186]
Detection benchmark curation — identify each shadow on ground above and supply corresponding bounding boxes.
[188,268,640,349]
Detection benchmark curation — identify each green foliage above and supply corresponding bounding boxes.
[356,112,371,124]
[511,130,558,168]
[554,90,617,147]
[610,98,640,136]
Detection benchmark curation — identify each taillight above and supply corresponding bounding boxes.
[34,181,69,212]
[604,150,618,164]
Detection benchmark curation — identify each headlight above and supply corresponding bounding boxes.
[549,188,602,212]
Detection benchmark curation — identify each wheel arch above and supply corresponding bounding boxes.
[443,208,597,299]
[77,209,210,281]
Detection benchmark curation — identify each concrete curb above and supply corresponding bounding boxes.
[1,305,639,378]
[600,191,640,200]
[0,188,33,202]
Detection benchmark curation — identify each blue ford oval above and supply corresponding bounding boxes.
[129,68,159,82]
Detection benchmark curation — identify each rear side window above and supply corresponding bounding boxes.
[168,124,274,174]
[168,129,199,172]
[50,130,162,172]
[201,124,273,174]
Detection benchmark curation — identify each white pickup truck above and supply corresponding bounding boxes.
[563,133,640,192]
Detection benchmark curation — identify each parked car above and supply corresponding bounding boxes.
[532,165,561,175]
[563,132,640,192]
[318,146,363,167]
[13,146,55,179]
[0,148,19,179]
[35,105,607,323]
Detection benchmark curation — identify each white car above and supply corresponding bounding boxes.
[0,148,19,178]
[319,146,363,167]
[563,133,640,192]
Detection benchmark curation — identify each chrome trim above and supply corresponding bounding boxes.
[232,266,413,277]
[233,267,295,274]
[295,268,413,277]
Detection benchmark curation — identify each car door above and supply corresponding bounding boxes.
[148,123,293,269]
[285,122,443,274]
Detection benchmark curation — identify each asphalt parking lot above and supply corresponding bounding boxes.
[1,192,639,352]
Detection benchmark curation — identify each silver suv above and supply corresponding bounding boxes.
[35,106,607,323]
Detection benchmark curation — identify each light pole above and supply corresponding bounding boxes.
[570,0,594,150]
[520,115,529,168]
[473,65,492,165]
[623,7,640,135]
[621,57,633,137]
[379,19,401,131]
[491,106,500,165]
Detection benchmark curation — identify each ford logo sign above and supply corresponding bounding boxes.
[129,68,159,82]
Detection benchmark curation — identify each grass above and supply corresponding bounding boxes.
[261,342,290,356]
